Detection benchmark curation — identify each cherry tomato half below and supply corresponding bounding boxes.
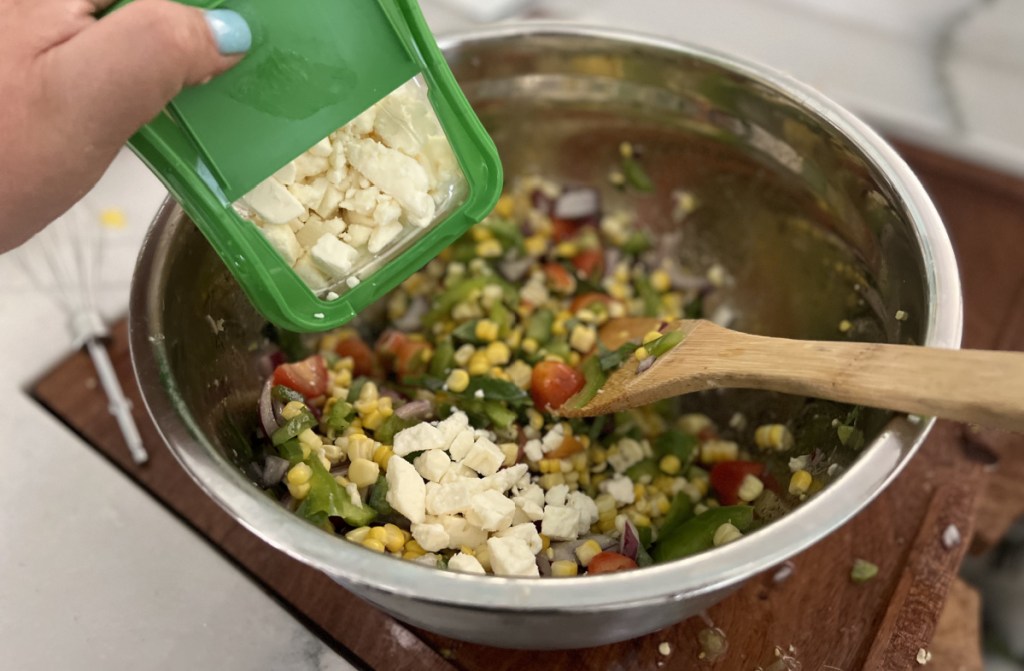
[709,461,766,506]
[587,551,639,575]
[530,361,585,411]
[272,355,329,398]
[334,334,375,377]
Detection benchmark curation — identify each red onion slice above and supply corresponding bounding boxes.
[258,378,281,438]
[636,355,656,374]
[262,455,290,486]
[395,399,433,422]
[620,519,641,562]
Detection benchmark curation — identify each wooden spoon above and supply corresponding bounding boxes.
[559,317,1024,432]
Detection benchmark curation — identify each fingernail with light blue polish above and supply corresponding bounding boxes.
[205,9,252,55]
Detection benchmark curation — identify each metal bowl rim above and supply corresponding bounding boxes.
[128,22,962,612]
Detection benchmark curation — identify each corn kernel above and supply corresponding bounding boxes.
[403,551,425,561]
[655,495,671,515]
[569,324,597,353]
[597,517,617,533]
[286,462,312,486]
[444,368,471,394]
[630,512,652,527]
[651,269,671,292]
[524,234,548,257]
[281,401,306,420]
[713,523,743,547]
[551,560,579,577]
[551,319,566,337]
[383,524,406,553]
[453,344,476,367]
[554,241,578,258]
[345,526,371,543]
[634,346,650,361]
[500,443,519,468]
[538,472,566,489]
[299,443,312,459]
[405,540,425,554]
[335,369,353,387]
[527,409,545,432]
[474,545,492,572]
[521,338,539,355]
[287,481,311,500]
[485,341,512,365]
[642,330,664,345]
[368,526,388,543]
[540,534,551,552]
[468,352,491,376]
[575,540,603,567]
[475,319,500,342]
[362,410,386,431]
[737,474,764,502]
[507,327,523,349]
[358,381,379,402]
[459,545,476,556]
[349,458,380,487]
[372,445,394,471]
[754,424,795,452]
[476,239,503,258]
[659,454,682,475]
[362,538,387,553]
[494,194,515,218]
[471,226,493,242]
[700,440,740,464]
[789,469,813,496]
[679,413,714,435]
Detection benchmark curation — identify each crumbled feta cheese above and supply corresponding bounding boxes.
[393,422,447,456]
[308,137,333,157]
[566,491,599,536]
[292,253,330,291]
[540,425,565,454]
[273,161,298,185]
[242,177,305,224]
[288,178,329,210]
[481,464,529,494]
[523,439,544,463]
[607,438,645,473]
[425,481,474,517]
[466,490,516,532]
[448,430,476,463]
[411,522,449,552]
[414,449,452,483]
[385,456,426,524]
[260,224,303,266]
[487,536,540,577]
[447,552,485,575]
[462,437,505,476]
[438,515,488,549]
[600,474,636,505]
[367,220,404,254]
[788,455,809,473]
[545,484,569,507]
[295,215,346,249]
[310,234,359,276]
[496,522,543,554]
[436,412,471,449]
[541,505,582,541]
[348,138,436,226]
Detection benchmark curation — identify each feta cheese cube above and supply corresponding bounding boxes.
[523,439,544,463]
[410,522,449,552]
[393,422,447,457]
[311,234,359,277]
[414,449,452,483]
[465,489,515,532]
[367,220,404,254]
[436,412,470,449]
[273,161,299,185]
[293,153,330,180]
[496,522,543,555]
[292,253,330,292]
[314,185,345,220]
[439,463,478,483]
[448,430,476,463]
[259,223,303,266]
[425,481,472,516]
[515,483,545,508]
[288,177,329,210]
[487,536,539,577]
[439,515,487,549]
[243,178,305,225]
[308,137,333,157]
[295,215,346,249]
[600,474,636,505]
[348,138,436,226]
[545,483,569,507]
[447,552,485,575]
[481,464,529,494]
[566,491,600,536]
[373,196,403,228]
[462,437,505,476]
[540,505,581,541]
[515,499,545,522]
[342,223,373,248]
[541,424,565,454]
[385,456,426,524]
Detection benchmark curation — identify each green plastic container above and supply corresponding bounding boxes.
[106,0,502,331]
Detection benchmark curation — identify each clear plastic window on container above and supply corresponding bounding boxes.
[232,74,468,298]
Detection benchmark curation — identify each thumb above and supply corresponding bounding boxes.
[47,0,251,148]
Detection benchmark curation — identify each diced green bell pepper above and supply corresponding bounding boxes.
[652,505,754,562]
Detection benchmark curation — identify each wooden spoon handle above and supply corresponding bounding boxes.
[695,329,1024,431]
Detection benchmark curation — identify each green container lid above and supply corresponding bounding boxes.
[107,0,502,331]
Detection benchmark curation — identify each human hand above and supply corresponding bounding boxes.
[0,0,252,252]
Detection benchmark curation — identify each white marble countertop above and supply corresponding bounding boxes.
[2,1,1023,669]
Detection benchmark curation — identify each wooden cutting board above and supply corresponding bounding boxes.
[31,141,1024,671]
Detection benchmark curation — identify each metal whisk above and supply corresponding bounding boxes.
[18,202,148,464]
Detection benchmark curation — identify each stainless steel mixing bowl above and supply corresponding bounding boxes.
[129,25,961,649]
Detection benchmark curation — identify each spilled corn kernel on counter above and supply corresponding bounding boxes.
[249,167,865,578]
